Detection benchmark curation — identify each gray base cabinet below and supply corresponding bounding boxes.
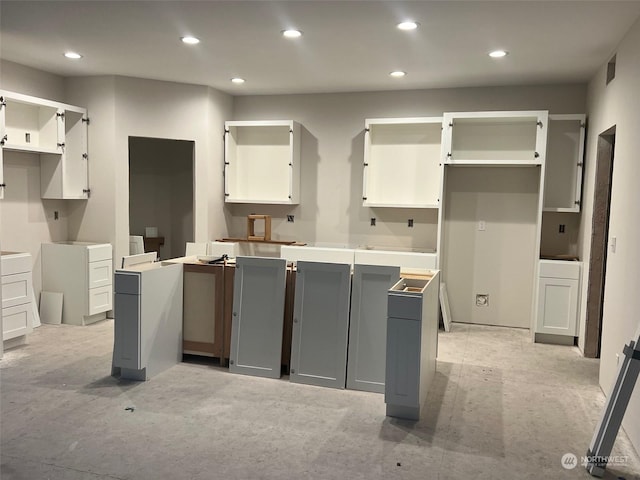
[290,261,351,389]
[112,262,183,381]
[347,264,400,393]
[229,257,287,379]
[385,272,440,420]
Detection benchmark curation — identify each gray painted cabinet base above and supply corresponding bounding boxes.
[112,262,183,381]
[290,261,351,389]
[385,272,440,420]
[347,264,400,393]
[229,257,287,379]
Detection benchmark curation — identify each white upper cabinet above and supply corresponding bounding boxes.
[442,111,548,166]
[543,114,586,212]
[0,90,89,200]
[224,120,300,204]
[363,117,443,208]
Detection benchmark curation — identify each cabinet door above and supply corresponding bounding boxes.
[544,114,586,212]
[290,261,351,389]
[113,293,141,370]
[347,264,400,393]
[385,316,421,408]
[536,277,579,336]
[229,257,287,378]
[62,110,89,199]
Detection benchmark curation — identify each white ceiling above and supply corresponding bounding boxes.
[1,1,640,96]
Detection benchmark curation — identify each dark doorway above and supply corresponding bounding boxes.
[584,127,615,358]
[128,137,195,260]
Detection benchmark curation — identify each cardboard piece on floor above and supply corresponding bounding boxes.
[40,292,63,325]
[440,283,452,332]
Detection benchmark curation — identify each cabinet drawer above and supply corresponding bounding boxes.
[87,244,112,263]
[115,272,140,295]
[88,260,113,289]
[539,260,581,280]
[2,303,33,340]
[1,253,31,276]
[88,285,112,315]
[2,272,33,309]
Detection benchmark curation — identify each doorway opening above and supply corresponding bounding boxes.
[584,127,616,358]
[128,137,195,260]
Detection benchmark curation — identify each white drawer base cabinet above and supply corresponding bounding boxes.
[347,264,400,393]
[1,252,34,345]
[42,242,113,325]
[385,272,440,420]
[290,261,351,389]
[112,262,183,381]
[229,257,287,379]
[535,260,581,344]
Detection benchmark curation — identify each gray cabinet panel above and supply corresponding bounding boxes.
[347,264,400,393]
[230,257,287,379]
[385,316,421,406]
[113,293,141,370]
[290,261,351,389]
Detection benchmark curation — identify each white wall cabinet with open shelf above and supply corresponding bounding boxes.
[0,90,89,200]
[224,120,300,204]
[363,117,443,208]
[442,111,548,166]
[543,114,586,213]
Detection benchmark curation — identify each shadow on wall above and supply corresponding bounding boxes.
[223,126,319,245]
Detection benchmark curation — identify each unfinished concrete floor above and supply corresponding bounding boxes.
[1,321,639,480]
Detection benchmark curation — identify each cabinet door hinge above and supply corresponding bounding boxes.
[57,142,65,149]
[0,134,7,146]
[577,162,583,167]
[363,163,369,167]
[0,96,6,108]
[363,196,367,201]
[364,127,370,133]
[580,123,586,129]
[82,117,90,125]
[83,153,88,160]
[574,200,581,206]
[83,188,91,198]
[56,112,65,119]
[537,121,544,128]
[0,183,6,188]
[534,152,540,158]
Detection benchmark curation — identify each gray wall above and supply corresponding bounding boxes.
[231,85,586,250]
[581,15,640,451]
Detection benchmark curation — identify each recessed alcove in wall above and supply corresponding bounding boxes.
[128,137,194,260]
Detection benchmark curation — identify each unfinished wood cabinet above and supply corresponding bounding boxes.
[442,111,548,166]
[224,120,300,204]
[0,90,89,200]
[363,117,443,208]
[544,114,586,212]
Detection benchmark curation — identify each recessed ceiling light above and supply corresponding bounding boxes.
[489,50,508,58]
[282,29,302,38]
[389,71,406,78]
[397,21,419,31]
[231,78,245,84]
[181,36,200,45]
[64,52,82,59]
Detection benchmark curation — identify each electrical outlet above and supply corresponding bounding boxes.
[54,211,59,220]
[370,218,376,226]
[559,224,565,233]
[407,219,413,228]
[476,294,489,307]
